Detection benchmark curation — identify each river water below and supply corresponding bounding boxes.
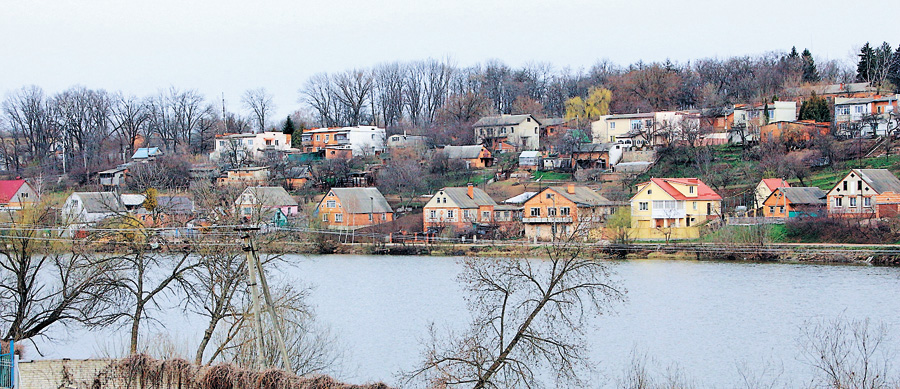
[34,255,900,387]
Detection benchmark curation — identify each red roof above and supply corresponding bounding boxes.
[0,180,25,204]
[647,178,722,201]
[761,178,790,191]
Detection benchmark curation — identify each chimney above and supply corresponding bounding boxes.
[467,183,474,199]
[567,184,575,194]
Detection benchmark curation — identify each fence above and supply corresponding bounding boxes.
[0,339,14,389]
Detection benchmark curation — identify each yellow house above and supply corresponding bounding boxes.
[629,178,722,240]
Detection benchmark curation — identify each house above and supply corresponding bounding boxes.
[630,178,722,240]
[131,147,162,163]
[522,184,618,241]
[300,126,386,158]
[316,187,393,230]
[217,166,269,186]
[236,186,299,222]
[572,143,624,170]
[833,95,898,137]
[762,187,826,218]
[0,180,38,210]
[474,114,541,151]
[386,133,429,150]
[827,169,900,218]
[120,193,147,211]
[518,151,542,169]
[99,166,128,189]
[62,192,124,225]
[189,164,219,185]
[135,195,196,227]
[283,165,312,190]
[760,121,830,143]
[423,184,503,233]
[443,145,493,169]
[591,113,655,144]
[753,178,790,215]
[210,131,293,162]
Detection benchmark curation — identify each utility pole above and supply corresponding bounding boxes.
[238,227,292,371]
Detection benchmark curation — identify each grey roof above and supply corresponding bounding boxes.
[444,145,486,160]
[329,187,393,214]
[574,143,614,153]
[519,151,541,158]
[157,196,195,214]
[474,114,540,127]
[436,186,497,209]
[75,192,124,213]
[495,204,522,211]
[778,187,826,205]
[546,186,616,207]
[854,169,900,194]
[540,117,568,126]
[246,186,298,207]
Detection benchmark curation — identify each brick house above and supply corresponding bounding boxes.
[442,145,494,169]
[522,184,618,241]
[762,187,826,218]
[316,187,394,230]
[827,169,900,218]
[423,184,501,233]
[753,178,790,215]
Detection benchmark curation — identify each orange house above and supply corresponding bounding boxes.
[827,169,900,218]
[316,187,394,230]
[443,145,494,169]
[760,121,830,143]
[300,128,344,153]
[762,187,826,218]
[423,184,499,232]
[522,184,618,241]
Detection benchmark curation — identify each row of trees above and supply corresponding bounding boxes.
[0,86,279,180]
[299,48,869,133]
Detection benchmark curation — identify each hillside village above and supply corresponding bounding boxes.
[2,77,899,246]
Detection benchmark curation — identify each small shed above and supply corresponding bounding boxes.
[519,151,542,168]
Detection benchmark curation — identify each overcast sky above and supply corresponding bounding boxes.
[1,0,895,121]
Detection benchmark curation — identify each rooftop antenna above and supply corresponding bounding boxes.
[221,93,227,131]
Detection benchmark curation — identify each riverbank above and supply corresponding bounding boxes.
[269,239,900,266]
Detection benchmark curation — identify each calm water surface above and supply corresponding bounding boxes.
[37,255,900,387]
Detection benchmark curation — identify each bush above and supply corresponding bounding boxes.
[783,216,899,244]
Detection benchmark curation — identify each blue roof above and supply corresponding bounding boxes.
[132,147,161,160]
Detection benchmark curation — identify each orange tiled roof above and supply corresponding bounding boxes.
[648,178,722,201]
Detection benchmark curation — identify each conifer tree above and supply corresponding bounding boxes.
[799,93,830,122]
[857,42,876,82]
[888,44,900,92]
[281,116,296,134]
[801,48,819,83]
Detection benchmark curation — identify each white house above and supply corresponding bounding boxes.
[300,126,386,157]
[235,186,299,220]
[210,131,293,162]
[62,192,124,225]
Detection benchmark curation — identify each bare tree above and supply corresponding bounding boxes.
[242,88,276,133]
[110,94,150,160]
[405,238,625,388]
[373,62,406,128]
[0,203,118,342]
[188,238,247,364]
[301,73,339,127]
[334,69,374,126]
[799,317,895,389]
[2,86,56,172]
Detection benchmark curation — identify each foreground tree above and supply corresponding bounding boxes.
[405,237,625,387]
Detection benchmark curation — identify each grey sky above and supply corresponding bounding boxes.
[1,0,895,122]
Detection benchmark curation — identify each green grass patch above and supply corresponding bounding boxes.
[532,171,572,181]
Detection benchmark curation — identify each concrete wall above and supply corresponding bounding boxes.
[18,359,115,389]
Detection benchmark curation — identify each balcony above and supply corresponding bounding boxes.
[522,216,573,224]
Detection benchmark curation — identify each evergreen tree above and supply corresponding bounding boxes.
[857,42,876,82]
[789,46,799,59]
[888,44,900,92]
[798,93,830,122]
[801,48,819,83]
[281,115,296,134]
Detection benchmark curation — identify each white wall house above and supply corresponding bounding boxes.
[210,131,292,162]
[62,192,124,225]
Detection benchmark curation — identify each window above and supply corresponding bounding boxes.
[854,105,865,114]
[482,211,490,220]
[779,206,784,213]
[843,181,848,190]
[858,181,862,190]
[610,122,616,129]
[560,207,570,216]
[322,213,329,222]
[368,213,373,221]
[631,120,642,130]
[219,141,225,148]
[335,213,343,222]
[464,210,472,219]
[864,197,872,207]
[639,202,649,211]
[850,197,857,207]
[447,210,455,218]
[21,193,28,198]
[769,206,775,213]
[266,140,272,146]
[645,119,653,127]
[835,197,843,207]
[693,201,697,210]
[316,135,320,141]
[689,186,695,194]
[430,210,437,219]
[647,189,652,195]
[326,200,336,208]
[382,214,386,220]
[530,208,541,217]
[548,207,557,216]
[275,140,279,145]
[371,134,375,139]
[527,117,531,122]
[247,139,253,145]
[325,135,330,142]
[837,106,850,115]
[546,193,553,199]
